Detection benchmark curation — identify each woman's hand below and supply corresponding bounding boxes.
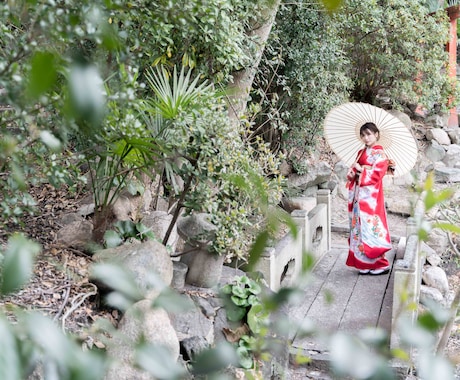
[347,168,355,181]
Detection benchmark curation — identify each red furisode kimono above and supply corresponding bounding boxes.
[346,145,391,270]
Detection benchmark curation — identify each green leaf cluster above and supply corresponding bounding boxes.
[221,275,262,322]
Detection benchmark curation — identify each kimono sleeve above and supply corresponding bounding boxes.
[360,149,388,186]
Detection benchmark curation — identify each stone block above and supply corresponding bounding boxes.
[252,232,302,291]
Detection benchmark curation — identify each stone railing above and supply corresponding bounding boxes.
[251,189,331,291]
[390,218,424,354]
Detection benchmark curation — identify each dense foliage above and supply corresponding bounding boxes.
[253,0,454,170]
[254,2,351,171]
[336,0,453,110]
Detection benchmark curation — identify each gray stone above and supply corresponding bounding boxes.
[94,240,173,299]
[219,265,246,286]
[388,109,412,129]
[420,242,441,267]
[279,160,292,176]
[442,144,460,168]
[112,189,151,221]
[191,295,217,318]
[106,300,180,380]
[319,180,338,195]
[172,261,188,289]
[105,363,153,380]
[422,266,449,296]
[420,285,444,306]
[386,199,412,217]
[177,213,217,246]
[427,227,449,253]
[56,220,93,250]
[281,196,317,213]
[333,161,349,181]
[287,162,332,190]
[426,127,451,145]
[180,249,224,288]
[180,336,210,362]
[425,114,449,129]
[142,211,178,249]
[213,306,237,344]
[303,185,320,197]
[77,202,95,217]
[177,214,224,288]
[446,127,460,144]
[59,212,85,225]
[434,167,460,183]
[169,294,214,343]
[424,140,446,162]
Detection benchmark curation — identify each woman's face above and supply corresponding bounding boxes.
[360,129,378,147]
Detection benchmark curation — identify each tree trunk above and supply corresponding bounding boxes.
[227,1,281,123]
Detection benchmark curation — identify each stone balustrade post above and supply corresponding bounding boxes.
[316,189,331,251]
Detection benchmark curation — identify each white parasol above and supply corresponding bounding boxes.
[323,102,418,177]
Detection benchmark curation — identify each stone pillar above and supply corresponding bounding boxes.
[391,235,420,351]
[316,189,331,251]
[291,209,310,255]
[177,213,223,288]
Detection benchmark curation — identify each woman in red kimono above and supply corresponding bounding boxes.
[346,122,392,275]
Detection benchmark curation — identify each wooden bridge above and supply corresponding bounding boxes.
[252,191,421,372]
[289,244,396,359]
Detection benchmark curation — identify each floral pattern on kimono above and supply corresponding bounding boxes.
[346,145,392,270]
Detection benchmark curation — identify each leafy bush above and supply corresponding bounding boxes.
[140,66,284,261]
[220,275,270,369]
[254,1,351,163]
[336,0,454,111]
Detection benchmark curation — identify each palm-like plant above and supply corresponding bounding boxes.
[137,65,219,246]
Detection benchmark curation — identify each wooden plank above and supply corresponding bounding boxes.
[292,247,397,354]
[292,248,356,351]
[339,249,396,332]
[289,248,344,328]
[303,249,358,333]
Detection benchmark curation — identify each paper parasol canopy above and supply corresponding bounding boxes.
[323,102,418,177]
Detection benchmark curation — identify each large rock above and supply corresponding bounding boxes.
[442,144,460,168]
[93,240,173,299]
[420,242,441,267]
[386,198,412,217]
[105,300,180,380]
[142,211,178,249]
[434,167,460,183]
[287,162,332,190]
[169,293,214,343]
[422,266,449,296]
[446,127,460,144]
[56,220,93,250]
[424,114,449,129]
[420,285,444,306]
[281,197,317,213]
[424,140,446,162]
[426,128,451,145]
[388,109,412,129]
[427,227,449,253]
[112,189,153,221]
[177,214,223,288]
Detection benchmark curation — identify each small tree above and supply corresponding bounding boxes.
[254,1,351,167]
[336,0,453,110]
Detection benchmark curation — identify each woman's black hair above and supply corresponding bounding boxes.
[360,122,380,139]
